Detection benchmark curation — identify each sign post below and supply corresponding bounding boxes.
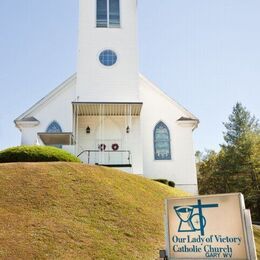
[164,193,257,259]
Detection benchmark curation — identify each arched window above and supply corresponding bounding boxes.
[154,121,171,160]
[46,121,62,148]
[47,121,62,133]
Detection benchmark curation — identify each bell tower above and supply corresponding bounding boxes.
[76,0,139,102]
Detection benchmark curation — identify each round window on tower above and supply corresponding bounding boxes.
[99,50,117,66]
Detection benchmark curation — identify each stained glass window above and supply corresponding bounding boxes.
[154,121,171,160]
[46,121,62,148]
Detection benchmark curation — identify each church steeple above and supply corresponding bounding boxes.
[76,0,139,102]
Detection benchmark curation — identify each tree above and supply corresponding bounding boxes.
[198,103,260,221]
[197,150,219,194]
[223,102,259,146]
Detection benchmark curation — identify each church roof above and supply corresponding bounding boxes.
[17,116,39,122]
[139,74,199,122]
[177,117,198,121]
[14,73,76,123]
[72,102,143,116]
[14,73,199,126]
[15,116,40,128]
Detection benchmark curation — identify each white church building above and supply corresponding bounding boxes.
[14,0,199,194]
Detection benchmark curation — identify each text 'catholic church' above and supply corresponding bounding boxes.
[15,0,199,194]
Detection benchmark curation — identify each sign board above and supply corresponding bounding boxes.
[165,193,257,259]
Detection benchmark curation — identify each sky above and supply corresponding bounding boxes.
[0,0,259,152]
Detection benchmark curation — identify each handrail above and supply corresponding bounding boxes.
[77,150,131,158]
[77,150,132,165]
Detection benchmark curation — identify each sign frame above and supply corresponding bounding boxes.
[164,193,257,259]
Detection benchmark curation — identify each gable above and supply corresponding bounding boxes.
[15,74,76,123]
[14,72,199,129]
[139,74,199,121]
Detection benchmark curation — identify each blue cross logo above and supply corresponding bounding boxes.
[174,200,219,236]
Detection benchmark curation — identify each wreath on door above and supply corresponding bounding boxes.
[98,144,106,151]
[112,143,119,151]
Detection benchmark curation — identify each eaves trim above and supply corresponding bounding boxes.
[139,74,199,121]
[14,73,76,122]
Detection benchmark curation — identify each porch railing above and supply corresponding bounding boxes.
[77,150,132,167]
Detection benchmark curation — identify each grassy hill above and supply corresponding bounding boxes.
[254,226,260,258]
[0,162,187,259]
[0,162,259,259]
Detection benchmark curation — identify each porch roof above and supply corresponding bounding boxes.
[38,132,74,145]
[72,102,143,116]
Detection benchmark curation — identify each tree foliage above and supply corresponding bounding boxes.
[198,103,260,221]
[223,103,259,146]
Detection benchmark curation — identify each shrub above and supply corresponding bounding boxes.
[153,179,176,188]
[0,146,81,163]
[168,181,175,188]
[154,179,169,185]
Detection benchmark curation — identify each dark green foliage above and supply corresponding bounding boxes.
[154,179,169,185]
[154,179,175,188]
[198,103,260,221]
[0,146,81,163]
[168,181,176,188]
[223,103,259,146]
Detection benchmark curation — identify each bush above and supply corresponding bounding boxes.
[0,146,81,163]
[153,179,175,188]
[168,181,176,188]
[154,179,169,185]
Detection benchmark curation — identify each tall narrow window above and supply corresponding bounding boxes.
[109,0,120,28]
[154,121,172,160]
[97,0,120,28]
[97,0,107,28]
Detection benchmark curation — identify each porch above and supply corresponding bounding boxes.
[72,102,143,171]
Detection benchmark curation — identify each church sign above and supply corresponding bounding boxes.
[164,193,257,259]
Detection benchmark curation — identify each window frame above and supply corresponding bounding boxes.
[99,49,118,66]
[153,121,172,161]
[96,0,121,28]
[46,121,63,149]
[96,0,108,28]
